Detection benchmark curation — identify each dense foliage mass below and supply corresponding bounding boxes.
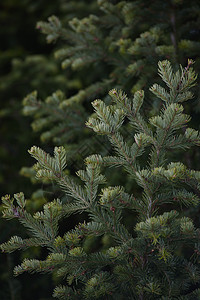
[2,60,200,299]
[1,0,200,299]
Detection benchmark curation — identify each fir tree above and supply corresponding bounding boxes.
[35,0,200,103]
[21,0,200,190]
[2,1,200,299]
[1,60,200,299]
[0,1,73,298]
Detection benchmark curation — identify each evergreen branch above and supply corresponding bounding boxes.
[109,132,137,176]
[157,60,174,89]
[59,175,88,206]
[109,89,154,143]
[149,103,190,167]
[0,236,46,253]
[62,203,89,216]
[2,57,200,299]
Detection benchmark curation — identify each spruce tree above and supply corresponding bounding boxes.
[1,60,200,299]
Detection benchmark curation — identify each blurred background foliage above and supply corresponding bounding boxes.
[1,0,200,299]
[0,1,73,299]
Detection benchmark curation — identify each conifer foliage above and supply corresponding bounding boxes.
[23,0,200,153]
[1,60,200,299]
